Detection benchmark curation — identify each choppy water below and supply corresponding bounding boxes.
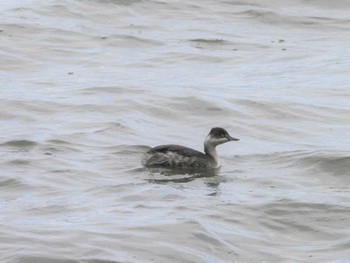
[1,0,350,262]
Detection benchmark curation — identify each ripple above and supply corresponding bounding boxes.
[46,139,71,145]
[0,178,24,188]
[266,150,350,177]
[7,159,31,166]
[189,38,228,44]
[0,140,38,148]
[258,200,350,240]
[1,0,350,262]
[18,256,78,263]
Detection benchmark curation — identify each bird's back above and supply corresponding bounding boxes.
[143,144,216,168]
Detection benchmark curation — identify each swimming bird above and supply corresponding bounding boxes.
[143,127,239,169]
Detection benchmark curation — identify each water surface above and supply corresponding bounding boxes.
[1,0,350,262]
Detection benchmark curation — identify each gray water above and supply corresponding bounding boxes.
[1,0,350,262]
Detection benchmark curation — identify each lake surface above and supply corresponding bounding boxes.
[1,0,350,262]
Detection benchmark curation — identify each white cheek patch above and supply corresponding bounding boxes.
[205,135,229,146]
[213,137,227,145]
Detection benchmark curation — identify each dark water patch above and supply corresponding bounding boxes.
[221,1,264,8]
[83,259,123,263]
[1,140,38,149]
[92,122,135,136]
[41,140,83,155]
[18,256,78,263]
[1,100,73,115]
[0,178,24,188]
[108,144,150,155]
[158,52,229,64]
[49,169,75,174]
[7,159,31,166]
[68,103,115,113]
[189,38,269,52]
[24,204,78,215]
[41,146,81,155]
[0,23,46,36]
[235,9,276,19]
[189,38,227,44]
[77,86,147,96]
[93,0,142,6]
[233,8,350,29]
[102,34,163,48]
[46,140,71,145]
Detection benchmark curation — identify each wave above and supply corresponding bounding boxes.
[0,140,38,148]
[237,150,350,177]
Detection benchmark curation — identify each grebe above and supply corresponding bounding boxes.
[143,127,239,169]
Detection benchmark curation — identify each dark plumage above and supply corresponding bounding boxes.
[145,144,216,168]
[143,127,239,169]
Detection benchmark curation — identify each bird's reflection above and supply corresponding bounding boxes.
[127,166,224,195]
[145,166,221,187]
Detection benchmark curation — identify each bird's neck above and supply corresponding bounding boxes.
[204,138,219,167]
